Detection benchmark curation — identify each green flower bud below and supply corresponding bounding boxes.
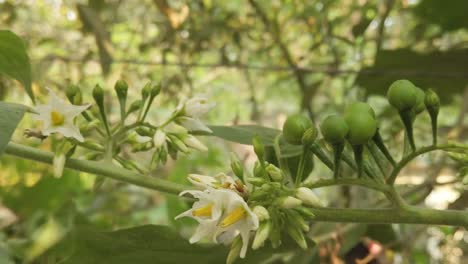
[265,164,284,182]
[226,237,242,264]
[114,80,128,101]
[282,114,313,145]
[279,196,302,209]
[287,210,309,232]
[294,207,315,219]
[135,127,154,137]
[301,127,318,146]
[387,80,417,111]
[320,115,349,144]
[128,100,143,115]
[92,84,105,107]
[247,177,266,187]
[131,141,153,152]
[285,221,307,249]
[168,135,188,153]
[65,84,79,103]
[252,221,272,250]
[151,82,162,98]
[253,161,266,178]
[141,82,152,99]
[252,135,265,161]
[230,153,244,180]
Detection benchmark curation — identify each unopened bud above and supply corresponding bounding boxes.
[230,153,244,180]
[253,206,270,221]
[286,222,307,249]
[131,141,153,152]
[128,100,143,115]
[114,80,128,100]
[92,84,105,107]
[296,187,323,207]
[141,82,152,99]
[135,127,154,137]
[253,161,266,178]
[265,164,284,181]
[280,196,302,209]
[247,177,266,187]
[153,130,166,148]
[183,135,208,152]
[151,82,162,98]
[424,89,440,114]
[65,84,79,103]
[252,221,271,250]
[226,237,242,264]
[168,135,188,153]
[252,135,265,161]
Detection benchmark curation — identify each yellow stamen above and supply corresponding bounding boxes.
[192,204,213,217]
[220,206,246,227]
[50,111,65,126]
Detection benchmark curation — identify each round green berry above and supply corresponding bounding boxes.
[345,102,376,119]
[344,112,377,145]
[320,115,349,144]
[282,114,313,145]
[387,80,417,111]
[413,86,425,114]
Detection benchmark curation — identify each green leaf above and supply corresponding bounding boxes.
[209,125,302,157]
[55,224,302,264]
[0,30,34,103]
[0,102,26,156]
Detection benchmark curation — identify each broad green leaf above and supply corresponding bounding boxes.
[0,102,26,156]
[55,224,304,264]
[209,125,302,157]
[0,30,34,103]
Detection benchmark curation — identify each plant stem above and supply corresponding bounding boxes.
[308,206,468,226]
[4,142,188,195]
[295,145,307,186]
[387,144,466,185]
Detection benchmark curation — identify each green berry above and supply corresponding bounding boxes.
[345,102,376,119]
[387,80,417,111]
[413,86,425,114]
[282,114,313,145]
[345,113,377,145]
[320,115,349,144]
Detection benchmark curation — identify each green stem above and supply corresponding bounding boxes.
[295,145,307,186]
[372,130,396,166]
[387,144,466,185]
[332,143,344,179]
[304,178,389,193]
[273,134,293,184]
[367,142,386,177]
[308,206,468,226]
[4,142,188,195]
[400,109,416,152]
[309,143,333,170]
[430,112,438,146]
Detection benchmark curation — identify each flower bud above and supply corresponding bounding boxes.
[183,135,208,152]
[265,164,284,182]
[114,79,128,97]
[247,177,266,187]
[164,122,188,134]
[151,82,162,98]
[282,114,313,145]
[288,210,309,232]
[65,84,79,103]
[128,100,143,115]
[226,237,242,264]
[252,221,271,250]
[135,127,154,137]
[296,187,323,207]
[230,153,244,180]
[253,161,266,178]
[141,82,152,99]
[425,89,440,145]
[280,196,302,209]
[286,223,307,249]
[168,135,188,153]
[253,206,270,221]
[92,84,105,107]
[295,207,316,219]
[131,141,153,152]
[252,135,265,161]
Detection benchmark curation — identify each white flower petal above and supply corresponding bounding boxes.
[183,135,208,152]
[55,123,85,142]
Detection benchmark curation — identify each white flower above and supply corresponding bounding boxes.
[252,206,270,221]
[181,96,215,118]
[176,116,212,133]
[176,188,259,259]
[33,88,90,142]
[296,187,324,207]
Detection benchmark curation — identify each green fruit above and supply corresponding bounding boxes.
[320,115,349,144]
[282,114,313,145]
[387,80,417,111]
[345,102,376,119]
[345,113,377,145]
[413,86,425,114]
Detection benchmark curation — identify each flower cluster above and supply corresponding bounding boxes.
[177,144,323,263]
[29,81,214,176]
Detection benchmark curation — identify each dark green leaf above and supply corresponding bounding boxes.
[0,30,34,103]
[0,102,26,156]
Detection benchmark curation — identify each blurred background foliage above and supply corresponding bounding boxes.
[0,0,467,263]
